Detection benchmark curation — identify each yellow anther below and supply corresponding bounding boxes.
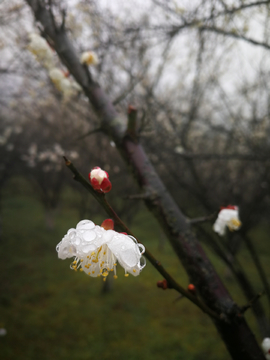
[125,274,129,277]
[73,261,76,264]
[100,269,102,273]
[101,261,104,265]
[97,274,100,277]
[87,256,90,259]
[81,259,83,262]
[103,252,106,255]
[88,272,90,275]
[92,271,95,274]
[228,218,242,231]
[133,269,136,273]
[110,269,114,272]
[113,275,118,279]
[103,277,106,282]
[114,263,117,266]
[103,271,109,277]
[80,268,83,272]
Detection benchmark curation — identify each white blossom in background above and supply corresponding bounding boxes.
[0,328,7,336]
[28,33,54,69]
[213,206,241,236]
[0,126,13,146]
[56,220,146,279]
[48,68,75,101]
[80,51,99,66]
[22,143,77,171]
[262,338,270,360]
[28,33,81,102]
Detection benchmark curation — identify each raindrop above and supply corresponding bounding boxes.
[83,230,96,242]
[76,220,95,230]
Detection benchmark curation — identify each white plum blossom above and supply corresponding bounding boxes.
[262,338,270,360]
[28,33,54,69]
[56,220,146,279]
[213,206,241,236]
[80,51,99,66]
[28,34,81,102]
[48,68,82,101]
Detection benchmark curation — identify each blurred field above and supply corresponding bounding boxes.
[1,177,269,360]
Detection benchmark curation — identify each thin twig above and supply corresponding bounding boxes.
[76,127,103,141]
[240,291,265,314]
[189,213,216,225]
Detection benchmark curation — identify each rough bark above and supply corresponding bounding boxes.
[24,1,265,358]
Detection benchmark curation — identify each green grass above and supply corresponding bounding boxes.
[1,178,269,360]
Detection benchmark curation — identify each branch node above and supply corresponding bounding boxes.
[125,105,139,142]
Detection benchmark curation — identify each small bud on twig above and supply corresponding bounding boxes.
[157,279,168,290]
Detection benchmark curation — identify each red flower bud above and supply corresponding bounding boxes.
[101,219,114,230]
[220,205,237,211]
[187,284,196,295]
[157,279,168,290]
[89,167,112,193]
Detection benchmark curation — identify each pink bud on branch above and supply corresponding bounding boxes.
[101,218,114,230]
[89,167,112,193]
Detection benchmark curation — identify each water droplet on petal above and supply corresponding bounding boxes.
[73,237,80,245]
[76,220,95,230]
[83,230,96,242]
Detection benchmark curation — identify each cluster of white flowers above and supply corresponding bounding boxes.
[22,143,78,170]
[0,125,21,150]
[262,338,270,359]
[213,206,241,236]
[56,220,146,279]
[28,33,55,70]
[48,68,81,101]
[28,33,81,101]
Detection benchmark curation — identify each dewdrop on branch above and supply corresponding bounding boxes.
[80,51,99,66]
[213,205,241,236]
[56,219,146,280]
[89,167,112,193]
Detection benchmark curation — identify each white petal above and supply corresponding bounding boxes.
[213,218,226,236]
[108,233,141,268]
[262,338,270,353]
